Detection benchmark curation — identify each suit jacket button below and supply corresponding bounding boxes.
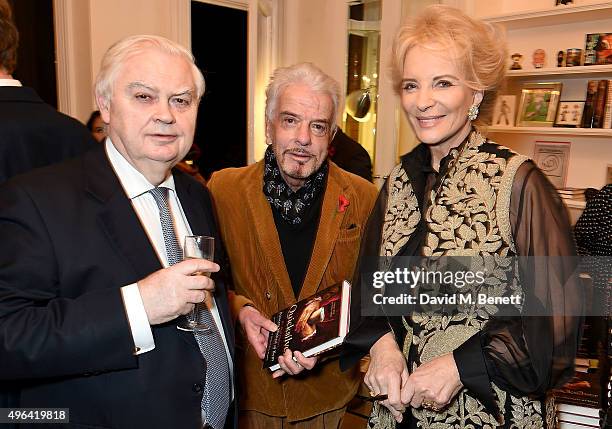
[192,383,203,393]
[265,291,271,300]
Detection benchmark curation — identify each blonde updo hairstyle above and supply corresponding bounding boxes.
[391,4,507,129]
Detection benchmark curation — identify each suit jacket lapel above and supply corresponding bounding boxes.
[84,147,161,280]
[299,166,346,301]
[245,162,295,305]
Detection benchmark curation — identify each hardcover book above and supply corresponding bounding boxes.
[581,80,600,128]
[603,80,612,128]
[553,368,604,410]
[263,281,351,371]
[584,33,612,66]
[557,403,601,419]
[592,80,609,129]
[558,411,601,427]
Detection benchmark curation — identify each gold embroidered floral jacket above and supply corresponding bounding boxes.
[342,131,582,429]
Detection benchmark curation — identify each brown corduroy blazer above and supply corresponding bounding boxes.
[208,160,377,422]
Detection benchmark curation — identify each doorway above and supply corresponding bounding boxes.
[191,1,248,179]
[8,0,57,108]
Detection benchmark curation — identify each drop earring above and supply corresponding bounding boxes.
[468,105,479,121]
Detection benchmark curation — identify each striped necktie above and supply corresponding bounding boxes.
[148,187,230,429]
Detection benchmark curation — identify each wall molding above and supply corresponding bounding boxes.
[170,0,191,49]
[53,0,74,116]
[53,0,93,121]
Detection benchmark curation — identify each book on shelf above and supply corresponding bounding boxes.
[558,421,600,429]
[603,80,612,129]
[558,403,602,419]
[263,281,351,371]
[558,188,586,201]
[593,80,609,129]
[552,363,604,410]
[559,411,601,427]
[584,33,612,66]
[582,81,600,128]
[580,80,612,129]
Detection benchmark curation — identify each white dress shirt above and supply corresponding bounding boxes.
[0,78,22,87]
[105,140,233,393]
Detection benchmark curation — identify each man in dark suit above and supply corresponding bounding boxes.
[0,0,93,184]
[328,128,373,182]
[0,35,234,429]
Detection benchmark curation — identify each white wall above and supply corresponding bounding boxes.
[280,0,348,98]
[89,0,175,83]
[55,0,188,123]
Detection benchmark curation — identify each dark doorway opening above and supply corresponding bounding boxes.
[191,1,248,179]
[9,0,57,108]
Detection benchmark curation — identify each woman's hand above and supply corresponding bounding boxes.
[403,353,463,410]
[365,332,409,423]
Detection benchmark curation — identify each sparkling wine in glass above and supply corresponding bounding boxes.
[177,235,214,332]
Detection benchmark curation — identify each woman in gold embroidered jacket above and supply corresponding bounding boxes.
[341,5,583,429]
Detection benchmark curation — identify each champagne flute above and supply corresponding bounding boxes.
[177,235,214,332]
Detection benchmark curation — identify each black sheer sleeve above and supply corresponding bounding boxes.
[454,162,582,405]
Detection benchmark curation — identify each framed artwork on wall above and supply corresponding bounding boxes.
[517,82,563,127]
[492,95,516,127]
[533,141,571,188]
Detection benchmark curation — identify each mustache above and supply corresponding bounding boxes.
[283,148,314,157]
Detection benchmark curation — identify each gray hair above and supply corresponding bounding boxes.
[94,35,205,108]
[265,62,341,130]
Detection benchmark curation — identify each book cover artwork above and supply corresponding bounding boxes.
[263,281,351,371]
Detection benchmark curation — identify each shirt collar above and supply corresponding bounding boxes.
[105,138,176,200]
[0,78,22,87]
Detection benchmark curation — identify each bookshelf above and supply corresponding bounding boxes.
[480,2,612,30]
[488,126,612,137]
[507,64,612,79]
[475,3,612,427]
[475,1,612,194]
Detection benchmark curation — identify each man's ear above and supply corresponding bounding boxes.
[265,120,272,145]
[96,94,111,124]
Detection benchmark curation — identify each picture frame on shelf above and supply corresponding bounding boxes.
[607,164,612,185]
[492,95,516,127]
[533,141,571,188]
[554,101,585,127]
[517,82,562,127]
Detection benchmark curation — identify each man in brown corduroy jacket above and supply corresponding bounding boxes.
[208,62,377,428]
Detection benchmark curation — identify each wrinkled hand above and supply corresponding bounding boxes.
[272,349,318,379]
[238,305,278,359]
[365,332,409,423]
[402,353,463,410]
[138,258,219,325]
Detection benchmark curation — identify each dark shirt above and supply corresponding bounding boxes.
[271,187,324,298]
